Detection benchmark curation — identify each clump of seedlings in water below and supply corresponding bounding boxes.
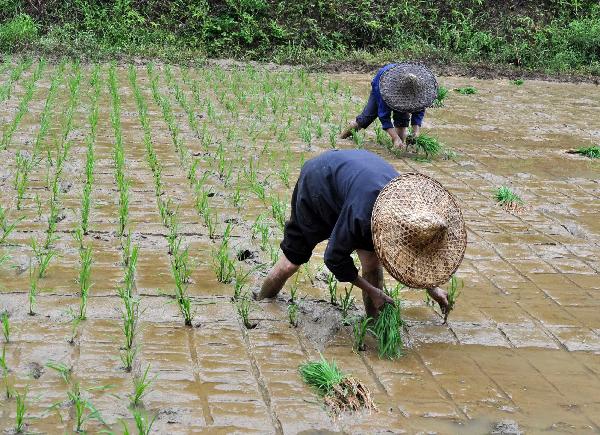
[446,275,463,323]
[0,205,22,245]
[432,85,449,107]
[131,364,154,408]
[1,346,11,398]
[352,316,372,352]
[28,261,40,316]
[495,186,524,212]
[171,241,194,326]
[76,245,93,320]
[30,237,55,279]
[567,145,600,159]
[121,408,157,435]
[236,294,256,329]
[454,86,477,95]
[213,224,236,284]
[371,285,404,359]
[413,134,442,159]
[288,303,299,327]
[512,79,524,86]
[14,388,27,433]
[299,355,377,414]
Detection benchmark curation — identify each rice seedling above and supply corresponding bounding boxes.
[46,360,72,385]
[454,86,477,95]
[327,273,338,305]
[339,286,355,323]
[1,311,9,342]
[119,295,140,372]
[299,355,376,414]
[0,346,11,398]
[14,151,36,210]
[77,245,93,320]
[171,245,194,326]
[568,145,600,159]
[236,294,256,329]
[14,388,27,433]
[271,195,287,231]
[494,186,524,212]
[28,262,40,316]
[34,193,42,219]
[352,316,372,352]
[66,383,105,433]
[371,287,403,359]
[121,408,157,435]
[30,237,55,279]
[232,264,263,302]
[512,79,525,85]
[351,129,365,148]
[445,275,464,323]
[0,206,22,245]
[131,364,154,408]
[288,303,299,327]
[413,134,442,159]
[432,85,449,107]
[0,57,32,103]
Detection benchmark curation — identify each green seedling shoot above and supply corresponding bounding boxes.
[339,285,355,323]
[352,316,372,352]
[454,86,477,95]
[495,186,524,212]
[288,303,299,327]
[14,388,27,433]
[131,364,154,408]
[432,86,449,107]
[327,273,338,305]
[236,294,255,329]
[371,286,404,359]
[121,408,157,435]
[1,346,11,398]
[2,311,9,342]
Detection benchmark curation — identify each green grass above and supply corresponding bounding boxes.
[494,186,523,211]
[454,86,477,95]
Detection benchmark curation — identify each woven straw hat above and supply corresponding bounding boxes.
[371,173,466,289]
[379,62,438,113]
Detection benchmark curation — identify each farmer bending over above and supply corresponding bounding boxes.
[340,62,437,149]
[255,149,467,318]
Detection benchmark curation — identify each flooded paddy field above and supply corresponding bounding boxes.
[0,60,599,433]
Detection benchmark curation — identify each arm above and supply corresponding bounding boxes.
[352,275,394,311]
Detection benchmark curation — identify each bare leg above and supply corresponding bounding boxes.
[396,126,409,144]
[357,249,383,319]
[256,254,300,300]
[412,124,421,138]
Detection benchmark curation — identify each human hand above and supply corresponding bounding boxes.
[392,137,404,149]
[371,288,395,312]
[426,287,449,322]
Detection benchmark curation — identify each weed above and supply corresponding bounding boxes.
[352,316,371,352]
[327,273,338,305]
[131,365,154,408]
[432,85,449,107]
[1,312,9,343]
[299,355,376,414]
[288,303,299,327]
[454,86,477,95]
[495,186,523,212]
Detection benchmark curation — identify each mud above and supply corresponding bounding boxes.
[0,62,599,433]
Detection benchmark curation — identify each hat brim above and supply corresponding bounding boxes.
[371,173,466,288]
[379,63,438,113]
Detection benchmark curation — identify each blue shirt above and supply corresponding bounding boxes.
[372,63,396,130]
[295,150,399,282]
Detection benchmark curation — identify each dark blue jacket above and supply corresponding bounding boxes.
[295,150,399,282]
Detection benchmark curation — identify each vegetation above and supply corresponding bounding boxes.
[352,316,371,352]
[413,134,443,159]
[299,355,376,414]
[454,86,478,95]
[432,86,449,107]
[371,285,404,359]
[571,145,600,159]
[495,186,524,212]
[1,2,600,75]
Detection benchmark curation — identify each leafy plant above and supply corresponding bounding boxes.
[236,294,256,329]
[131,364,154,408]
[122,408,157,435]
[326,273,338,305]
[339,285,355,323]
[14,388,27,433]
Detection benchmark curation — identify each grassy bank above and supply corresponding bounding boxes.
[1,0,599,76]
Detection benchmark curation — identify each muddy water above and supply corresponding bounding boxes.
[0,63,599,433]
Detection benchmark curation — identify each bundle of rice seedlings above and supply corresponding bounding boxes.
[372,302,404,359]
[299,355,377,414]
[454,86,477,95]
[494,186,523,212]
[567,145,600,159]
[431,86,448,107]
[413,134,442,159]
[512,79,524,86]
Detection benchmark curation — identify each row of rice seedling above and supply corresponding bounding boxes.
[108,63,130,238]
[0,57,33,104]
[128,64,194,327]
[1,59,46,150]
[80,65,101,236]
